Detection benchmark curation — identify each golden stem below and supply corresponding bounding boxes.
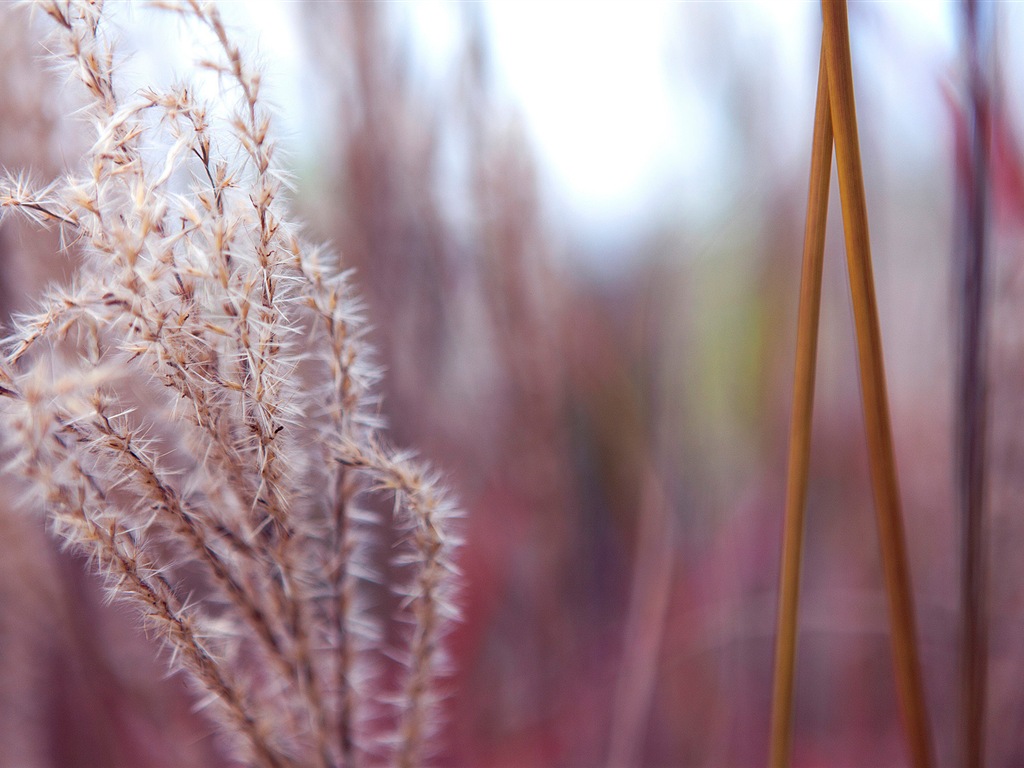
[821,2,934,766]
[768,34,832,768]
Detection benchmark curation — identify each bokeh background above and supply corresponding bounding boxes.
[2,2,1023,766]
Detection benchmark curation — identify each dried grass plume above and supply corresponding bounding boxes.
[0,2,461,766]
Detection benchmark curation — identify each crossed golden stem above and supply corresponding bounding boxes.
[768,3,934,766]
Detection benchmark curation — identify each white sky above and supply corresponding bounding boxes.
[118,1,960,241]
[481,1,957,233]
[485,1,686,228]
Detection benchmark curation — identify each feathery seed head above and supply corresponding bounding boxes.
[0,2,461,765]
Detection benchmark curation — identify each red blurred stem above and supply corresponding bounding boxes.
[958,2,990,767]
[607,468,676,768]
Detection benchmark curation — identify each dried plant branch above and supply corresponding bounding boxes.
[822,2,933,766]
[337,437,461,768]
[768,34,832,768]
[0,3,460,766]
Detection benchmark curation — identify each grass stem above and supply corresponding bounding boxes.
[821,2,934,766]
[957,3,990,766]
[768,34,832,768]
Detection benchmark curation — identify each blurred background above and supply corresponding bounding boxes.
[2,1,1024,766]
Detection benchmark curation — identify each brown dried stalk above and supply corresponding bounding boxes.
[822,2,933,766]
[768,34,832,768]
[770,5,934,765]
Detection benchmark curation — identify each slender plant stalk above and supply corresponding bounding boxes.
[958,3,990,766]
[768,34,832,768]
[606,467,676,768]
[332,466,357,768]
[821,2,933,766]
